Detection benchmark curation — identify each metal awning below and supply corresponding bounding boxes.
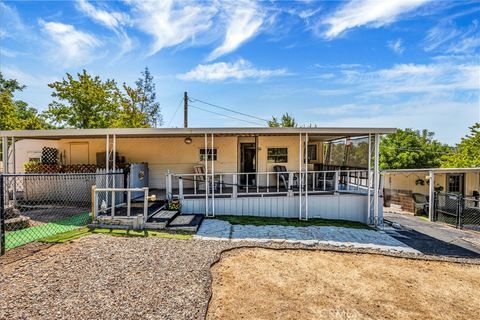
[0,127,396,140]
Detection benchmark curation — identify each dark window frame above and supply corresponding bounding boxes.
[200,148,218,161]
[267,147,288,163]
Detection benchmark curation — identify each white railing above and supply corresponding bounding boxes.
[93,187,149,224]
[166,170,369,199]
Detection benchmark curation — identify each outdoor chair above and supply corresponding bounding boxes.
[193,165,220,192]
[316,171,336,190]
[412,193,429,215]
[273,165,297,191]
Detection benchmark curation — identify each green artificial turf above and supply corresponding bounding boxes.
[39,227,192,244]
[214,215,371,229]
[5,212,91,250]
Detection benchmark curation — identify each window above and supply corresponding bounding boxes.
[308,144,317,161]
[447,174,464,194]
[200,148,217,161]
[267,148,288,163]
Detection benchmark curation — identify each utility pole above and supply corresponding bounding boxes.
[184,91,188,128]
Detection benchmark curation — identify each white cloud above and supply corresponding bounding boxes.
[320,0,431,39]
[388,38,404,54]
[207,1,264,61]
[76,0,129,29]
[39,20,101,66]
[335,62,479,96]
[0,1,27,38]
[128,0,218,56]
[178,59,286,81]
[76,0,133,54]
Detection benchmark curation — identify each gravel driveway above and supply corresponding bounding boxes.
[0,235,237,320]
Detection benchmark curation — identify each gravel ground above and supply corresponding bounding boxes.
[1,234,479,320]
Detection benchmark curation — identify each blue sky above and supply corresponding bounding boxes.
[1,0,479,144]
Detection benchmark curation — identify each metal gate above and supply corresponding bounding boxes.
[434,192,480,230]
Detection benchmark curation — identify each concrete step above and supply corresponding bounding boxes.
[146,210,179,229]
[166,214,204,232]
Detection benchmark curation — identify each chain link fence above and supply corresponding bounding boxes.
[434,192,480,230]
[1,172,123,254]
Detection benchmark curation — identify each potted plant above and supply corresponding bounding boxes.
[168,199,182,212]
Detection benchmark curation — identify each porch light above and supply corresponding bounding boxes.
[184,137,192,144]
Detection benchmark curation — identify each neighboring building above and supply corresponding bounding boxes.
[383,168,480,213]
[1,127,393,226]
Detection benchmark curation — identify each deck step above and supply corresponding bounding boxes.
[166,214,204,232]
[146,210,179,229]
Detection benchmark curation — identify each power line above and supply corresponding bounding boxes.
[189,97,270,123]
[189,104,265,126]
[167,96,184,127]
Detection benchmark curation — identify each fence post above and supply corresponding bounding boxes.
[0,174,5,255]
[232,174,237,198]
[458,195,464,229]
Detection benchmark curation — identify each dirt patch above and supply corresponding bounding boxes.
[208,248,480,320]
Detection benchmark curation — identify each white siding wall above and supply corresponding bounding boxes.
[181,194,369,223]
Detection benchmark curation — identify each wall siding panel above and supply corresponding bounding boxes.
[181,194,369,223]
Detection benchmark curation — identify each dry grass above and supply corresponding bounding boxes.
[208,248,480,320]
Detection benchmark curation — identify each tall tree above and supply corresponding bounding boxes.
[380,128,451,170]
[268,113,297,127]
[44,70,148,128]
[441,123,480,168]
[0,72,49,131]
[135,67,162,127]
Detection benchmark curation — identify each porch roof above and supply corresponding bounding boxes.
[0,127,395,140]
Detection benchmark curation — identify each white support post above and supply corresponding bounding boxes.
[367,134,372,224]
[211,133,215,217]
[179,176,184,200]
[166,170,172,200]
[105,134,109,207]
[143,187,149,227]
[304,133,309,220]
[428,170,435,221]
[334,171,339,192]
[204,133,209,217]
[298,133,302,219]
[11,137,16,174]
[373,133,380,227]
[127,190,131,217]
[111,135,116,217]
[232,173,237,198]
[2,136,8,173]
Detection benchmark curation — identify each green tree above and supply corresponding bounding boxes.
[441,123,480,168]
[380,128,451,170]
[268,113,297,127]
[135,67,162,127]
[44,70,149,128]
[0,72,49,130]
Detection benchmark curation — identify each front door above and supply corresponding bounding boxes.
[240,143,256,186]
[446,173,465,195]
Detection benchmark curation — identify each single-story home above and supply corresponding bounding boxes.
[1,127,394,226]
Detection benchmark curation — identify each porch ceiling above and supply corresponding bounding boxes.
[0,127,396,140]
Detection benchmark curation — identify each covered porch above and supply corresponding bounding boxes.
[1,127,393,226]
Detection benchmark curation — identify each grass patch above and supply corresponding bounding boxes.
[215,215,371,229]
[39,227,193,244]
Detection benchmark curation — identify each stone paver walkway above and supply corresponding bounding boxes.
[195,219,419,254]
